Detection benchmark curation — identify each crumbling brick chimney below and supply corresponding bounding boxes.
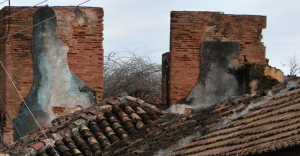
[0,6,104,144]
[163,11,284,106]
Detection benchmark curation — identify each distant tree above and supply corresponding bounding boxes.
[282,51,300,76]
[103,48,161,102]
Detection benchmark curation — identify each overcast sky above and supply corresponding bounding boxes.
[4,0,300,75]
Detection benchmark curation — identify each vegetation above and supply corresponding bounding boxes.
[282,52,300,76]
[103,48,161,102]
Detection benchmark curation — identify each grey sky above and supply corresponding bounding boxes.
[5,0,300,75]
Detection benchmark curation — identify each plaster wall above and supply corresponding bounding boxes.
[13,7,97,139]
[0,6,103,144]
[264,66,285,83]
[187,41,240,108]
[168,11,267,105]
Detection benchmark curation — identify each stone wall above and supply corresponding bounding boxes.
[0,6,103,144]
[168,11,268,105]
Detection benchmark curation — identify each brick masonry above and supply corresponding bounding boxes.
[0,6,103,144]
[161,52,170,105]
[168,11,268,105]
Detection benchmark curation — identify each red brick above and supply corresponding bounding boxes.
[0,6,104,144]
[166,11,268,105]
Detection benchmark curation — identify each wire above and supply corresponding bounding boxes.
[0,1,91,154]
[0,0,9,44]
[0,95,32,155]
[0,1,48,153]
[0,132,6,156]
[0,0,48,22]
[0,61,44,155]
[0,0,90,41]
[0,0,7,5]
[0,0,49,45]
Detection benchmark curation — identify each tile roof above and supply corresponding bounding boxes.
[169,82,300,155]
[97,93,273,155]
[4,96,167,156]
[5,91,262,156]
[5,79,300,156]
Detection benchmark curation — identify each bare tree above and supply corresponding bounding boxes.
[103,48,161,102]
[282,51,300,76]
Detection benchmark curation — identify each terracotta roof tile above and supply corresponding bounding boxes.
[4,96,164,155]
[55,140,71,156]
[169,86,300,155]
[7,82,300,155]
[29,141,45,151]
[39,152,49,156]
[46,144,60,156]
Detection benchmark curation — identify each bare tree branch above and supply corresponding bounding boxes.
[103,48,162,102]
[281,50,300,76]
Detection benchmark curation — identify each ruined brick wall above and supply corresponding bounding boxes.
[161,52,170,105]
[56,7,104,102]
[168,11,267,105]
[0,6,103,144]
[0,9,7,140]
[264,66,285,83]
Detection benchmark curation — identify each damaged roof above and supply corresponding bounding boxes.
[4,79,300,156]
[169,80,300,155]
[4,96,167,155]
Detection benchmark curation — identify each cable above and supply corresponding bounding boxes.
[0,0,49,44]
[0,95,32,155]
[0,1,48,154]
[0,1,92,154]
[0,0,90,41]
[0,61,42,155]
[0,0,9,44]
[0,0,7,5]
[0,0,48,22]
[0,132,6,156]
